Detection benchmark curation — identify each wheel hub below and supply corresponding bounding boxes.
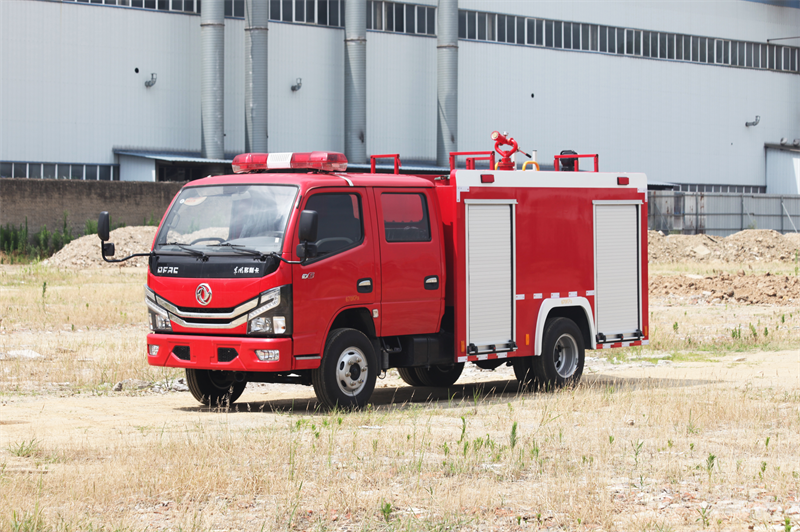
[336,347,368,396]
[553,334,578,378]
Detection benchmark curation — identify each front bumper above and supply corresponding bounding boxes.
[146,334,300,372]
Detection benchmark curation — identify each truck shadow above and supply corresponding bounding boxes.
[179,373,712,415]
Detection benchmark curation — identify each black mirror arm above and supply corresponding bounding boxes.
[269,252,306,265]
[100,244,153,263]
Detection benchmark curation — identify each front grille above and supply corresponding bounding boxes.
[217,348,238,362]
[173,346,190,360]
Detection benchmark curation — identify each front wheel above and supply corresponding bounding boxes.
[312,328,377,409]
[531,317,585,388]
[185,369,246,406]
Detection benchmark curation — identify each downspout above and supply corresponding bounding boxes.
[436,0,458,167]
[201,0,225,160]
[344,0,367,164]
[245,0,269,153]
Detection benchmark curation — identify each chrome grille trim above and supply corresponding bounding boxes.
[170,314,248,330]
[156,295,258,320]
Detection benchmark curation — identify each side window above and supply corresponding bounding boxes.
[304,193,363,257]
[381,193,431,242]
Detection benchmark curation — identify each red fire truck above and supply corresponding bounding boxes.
[98,133,649,408]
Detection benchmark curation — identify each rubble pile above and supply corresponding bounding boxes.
[648,229,800,264]
[46,226,157,269]
[650,271,800,305]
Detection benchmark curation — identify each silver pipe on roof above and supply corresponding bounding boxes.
[245,0,269,153]
[436,0,458,167]
[344,0,367,164]
[201,0,225,160]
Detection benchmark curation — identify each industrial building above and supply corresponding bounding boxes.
[1,0,800,195]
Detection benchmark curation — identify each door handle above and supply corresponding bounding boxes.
[357,278,373,293]
[424,275,439,290]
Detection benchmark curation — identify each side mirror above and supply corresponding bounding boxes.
[98,212,110,242]
[102,242,116,257]
[298,210,318,243]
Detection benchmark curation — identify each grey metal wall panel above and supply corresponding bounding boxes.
[458,38,800,187]
[595,204,640,337]
[649,191,800,235]
[367,32,437,162]
[466,203,514,349]
[767,148,800,195]
[268,23,345,153]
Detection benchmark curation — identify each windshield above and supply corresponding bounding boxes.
[155,184,298,254]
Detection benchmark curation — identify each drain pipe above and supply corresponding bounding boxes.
[344,0,367,164]
[245,0,269,153]
[436,0,458,167]
[201,0,225,161]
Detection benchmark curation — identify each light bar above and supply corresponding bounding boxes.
[232,151,348,173]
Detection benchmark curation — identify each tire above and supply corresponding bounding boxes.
[397,367,425,387]
[531,317,585,388]
[185,369,246,406]
[413,363,464,387]
[512,357,540,387]
[312,328,377,409]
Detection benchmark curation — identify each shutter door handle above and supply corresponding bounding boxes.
[424,276,439,290]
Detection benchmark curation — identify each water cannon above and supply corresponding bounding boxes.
[491,131,531,170]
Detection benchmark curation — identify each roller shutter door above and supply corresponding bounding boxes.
[594,203,641,340]
[466,202,515,353]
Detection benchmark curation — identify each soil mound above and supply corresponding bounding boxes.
[46,226,156,269]
[648,229,800,263]
[650,271,800,305]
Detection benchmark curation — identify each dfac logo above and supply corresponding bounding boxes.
[195,283,212,306]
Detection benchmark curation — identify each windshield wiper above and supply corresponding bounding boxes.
[214,242,268,260]
[161,242,208,260]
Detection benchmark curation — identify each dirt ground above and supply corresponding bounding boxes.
[1,230,800,531]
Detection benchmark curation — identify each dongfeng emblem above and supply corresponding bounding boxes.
[195,283,212,306]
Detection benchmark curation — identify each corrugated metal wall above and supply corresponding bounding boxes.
[367,32,437,161]
[766,148,800,194]
[2,0,800,187]
[649,191,800,236]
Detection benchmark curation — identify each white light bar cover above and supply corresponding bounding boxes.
[267,152,293,169]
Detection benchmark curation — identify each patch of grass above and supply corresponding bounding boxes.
[7,439,41,458]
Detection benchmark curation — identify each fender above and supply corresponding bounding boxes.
[534,297,595,357]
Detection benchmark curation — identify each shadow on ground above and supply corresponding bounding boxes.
[178,372,712,415]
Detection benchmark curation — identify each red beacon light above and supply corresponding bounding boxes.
[232,151,348,173]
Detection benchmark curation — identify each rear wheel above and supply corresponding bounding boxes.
[531,317,585,388]
[512,357,540,388]
[185,369,246,406]
[397,367,425,387]
[312,328,377,409]
[413,363,464,387]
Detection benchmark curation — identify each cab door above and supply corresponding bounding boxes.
[292,189,378,355]
[374,188,443,336]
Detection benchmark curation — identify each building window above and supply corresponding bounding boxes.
[453,8,799,76]
[0,162,117,180]
[370,1,434,35]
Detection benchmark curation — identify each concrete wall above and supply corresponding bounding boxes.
[0,179,183,237]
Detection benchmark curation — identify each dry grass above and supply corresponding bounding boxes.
[1,264,799,532]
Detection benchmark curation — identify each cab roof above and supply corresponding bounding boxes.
[184,171,438,190]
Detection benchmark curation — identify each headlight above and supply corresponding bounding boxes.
[145,286,172,332]
[247,286,292,336]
